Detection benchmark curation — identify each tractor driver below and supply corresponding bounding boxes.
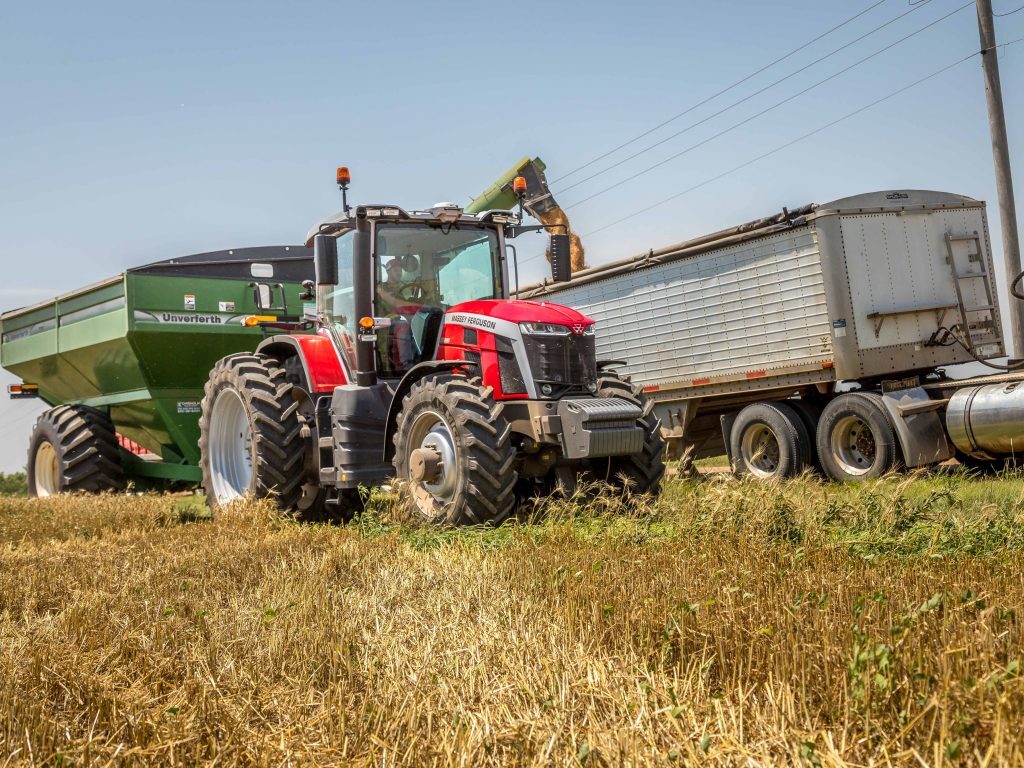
[376,255,430,375]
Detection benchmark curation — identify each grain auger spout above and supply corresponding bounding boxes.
[466,157,586,274]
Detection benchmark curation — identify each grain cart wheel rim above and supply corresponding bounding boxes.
[407,409,460,513]
[33,441,60,496]
[208,387,253,503]
[739,423,782,478]
[830,415,875,477]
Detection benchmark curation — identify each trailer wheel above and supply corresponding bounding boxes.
[392,374,517,525]
[589,372,666,494]
[817,394,901,482]
[27,405,125,497]
[200,353,305,513]
[787,399,823,472]
[730,402,811,479]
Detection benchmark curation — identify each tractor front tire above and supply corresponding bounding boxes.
[392,374,517,526]
[200,353,306,514]
[589,372,666,494]
[27,405,125,497]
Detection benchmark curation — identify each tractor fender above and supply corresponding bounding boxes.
[382,360,478,462]
[257,334,348,394]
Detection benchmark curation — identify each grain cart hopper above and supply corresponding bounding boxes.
[199,168,664,524]
[522,190,1024,481]
[1,247,313,495]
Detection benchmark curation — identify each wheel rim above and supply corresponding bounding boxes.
[208,388,253,504]
[831,415,876,476]
[33,440,61,496]
[739,423,782,478]
[406,409,459,517]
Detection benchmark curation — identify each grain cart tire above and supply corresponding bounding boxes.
[393,374,516,526]
[817,394,902,482]
[589,372,666,494]
[730,402,811,479]
[27,405,125,497]
[200,353,305,514]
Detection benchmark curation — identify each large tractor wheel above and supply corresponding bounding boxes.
[392,374,517,525]
[200,353,306,513]
[27,405,125,497]
[730,402,812,479]
[588,372,666,494]
[816,394,902,482]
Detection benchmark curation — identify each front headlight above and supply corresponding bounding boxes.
[519,322,571,336]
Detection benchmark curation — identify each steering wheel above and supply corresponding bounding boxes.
[398,283,425,302]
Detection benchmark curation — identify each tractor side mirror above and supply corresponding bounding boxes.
[550,233,571,283]
[313,234,339,286]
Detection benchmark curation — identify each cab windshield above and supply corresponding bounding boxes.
[375,222,502,377]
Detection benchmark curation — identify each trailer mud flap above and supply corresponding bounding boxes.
[875,388,953,468]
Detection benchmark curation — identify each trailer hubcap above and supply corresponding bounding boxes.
[34,440,61,496]
[209,388,253,503]
[740,424,781,478]
[406,410,459,516]
[831,416,875,476]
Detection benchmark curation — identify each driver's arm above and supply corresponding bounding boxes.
[377,282,403,313]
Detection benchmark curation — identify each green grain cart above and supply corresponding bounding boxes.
[1,246,312,495]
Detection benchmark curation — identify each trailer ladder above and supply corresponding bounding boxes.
[945,231,1003,354]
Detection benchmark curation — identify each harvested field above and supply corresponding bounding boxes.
[1,473,1023,766]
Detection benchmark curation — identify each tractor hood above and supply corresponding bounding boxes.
[447,299,594,328]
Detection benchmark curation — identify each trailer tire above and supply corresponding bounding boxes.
[200,353,306,514]
[817,394,901,482]
[589,372,666,494]
[393,373,517,526]
[787,399,823,472]
[730,402,811,479]
[27,405,125,497]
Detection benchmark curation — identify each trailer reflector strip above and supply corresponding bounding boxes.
[745,371,767,379]
[691,377,711,386]
[642,385,660,393]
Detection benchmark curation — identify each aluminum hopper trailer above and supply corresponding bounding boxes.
[521,189,1024,481]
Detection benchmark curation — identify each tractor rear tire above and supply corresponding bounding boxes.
[588,372,666,494]
[392,374,517,525]
[200,353,306,514]
[27,405,125,497]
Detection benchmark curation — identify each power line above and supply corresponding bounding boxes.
[549,0,892,185]
[580,42,1018,240]
[516,40,1014,269]
[994,5,1023,15]
[555,0,937,196]
[563,1,975,211]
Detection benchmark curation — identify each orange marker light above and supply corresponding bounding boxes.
[336,166,351,186]
[512,176,527,195]
[359,316,375,329]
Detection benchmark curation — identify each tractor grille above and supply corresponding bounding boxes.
[522,333,597,398]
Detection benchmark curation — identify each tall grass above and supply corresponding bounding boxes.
[0,473,1022,766]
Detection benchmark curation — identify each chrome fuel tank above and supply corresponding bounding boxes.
[947,381,1024,457]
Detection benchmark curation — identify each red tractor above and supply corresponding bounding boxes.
[199,170,665,523]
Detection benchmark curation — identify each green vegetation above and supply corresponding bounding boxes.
[0,472,1022,765]
[0,471,26,497]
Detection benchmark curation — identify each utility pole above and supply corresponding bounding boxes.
[976,0,1023,357]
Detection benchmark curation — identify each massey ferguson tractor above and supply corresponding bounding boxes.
[198,169,665,524]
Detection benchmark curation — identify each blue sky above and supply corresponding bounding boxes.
[0,0,1022,471]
